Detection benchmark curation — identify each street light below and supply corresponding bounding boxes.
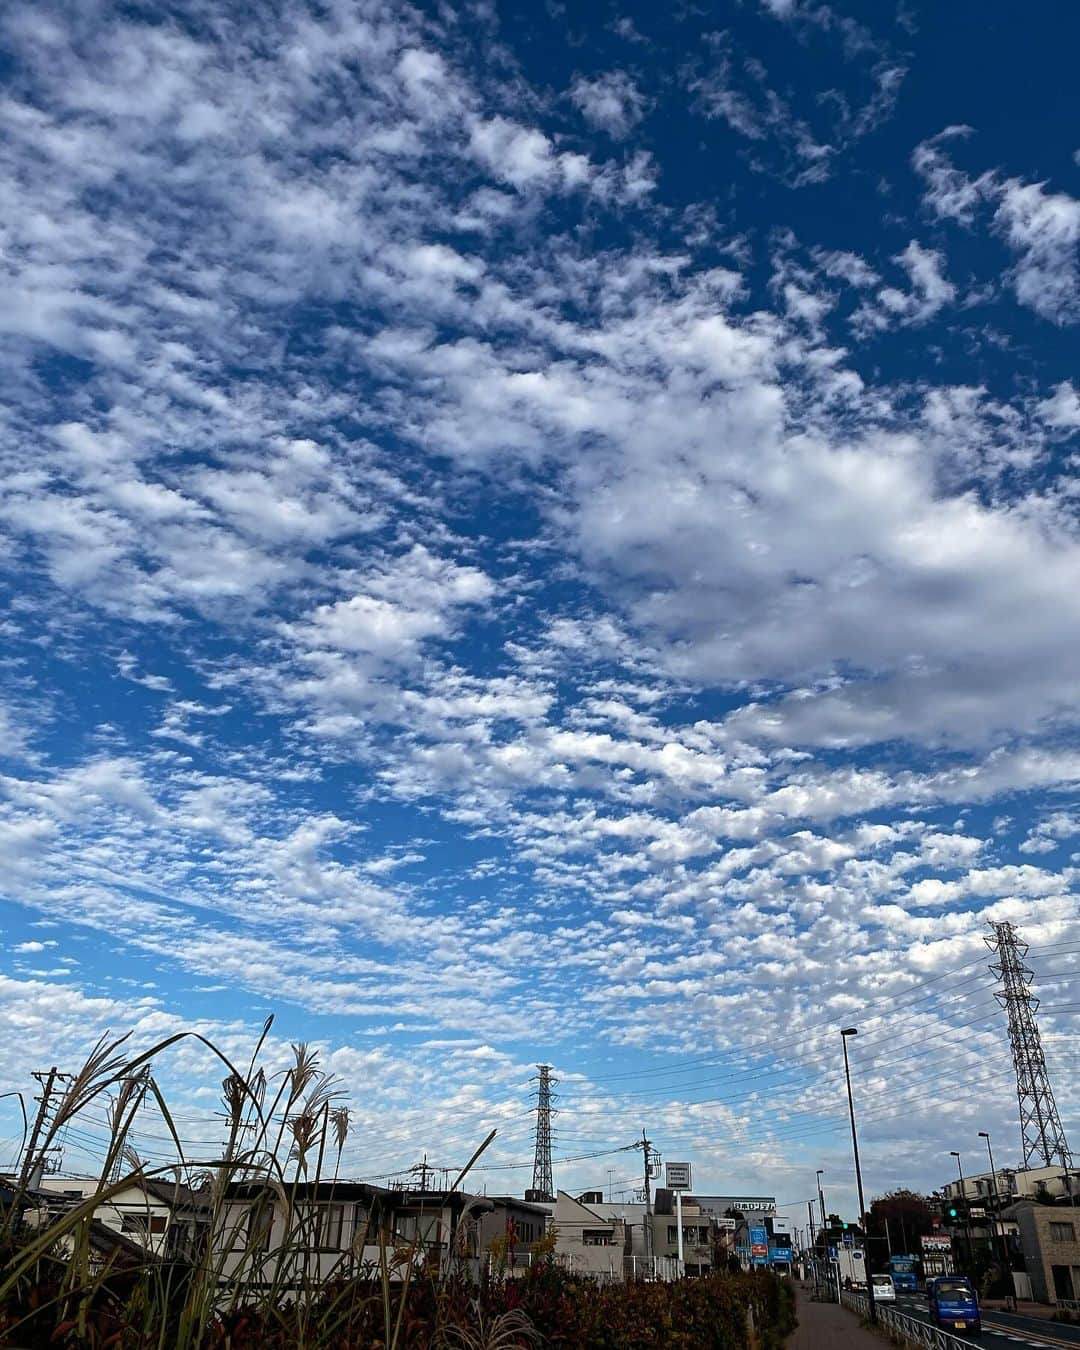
[951,1151,973,1271]
[841,1028,876,1324]
[979,1131,1010,1281]
[817,1169,827,1233]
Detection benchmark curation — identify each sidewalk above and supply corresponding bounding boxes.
[788,1287,882,1350]
[983,1298,1065,1322]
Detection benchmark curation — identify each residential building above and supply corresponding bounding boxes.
[533,1190,625,1280]
[213,1180,542,1296]
[34,1174,210,1260]
[476,1195,550,1273]
[942,1165,1080,1208]
[586,1198,647,1262]
[1002,1200,1080,1305]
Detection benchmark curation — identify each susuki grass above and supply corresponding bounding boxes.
[0,1023,795,1349]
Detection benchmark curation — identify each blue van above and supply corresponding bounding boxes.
[927,1276,981,1333]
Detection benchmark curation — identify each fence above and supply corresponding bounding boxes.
[840,1290,974,1350]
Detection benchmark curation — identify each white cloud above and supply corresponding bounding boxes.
[852,239,956,331]
[1037,381,1080,429]
[994,178,1080,324]
[911,126,984,222]
[913,134,1080,323]
[570,71,648,139]
[0,0,1077,1207]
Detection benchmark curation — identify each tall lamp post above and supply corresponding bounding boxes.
[978,1131,1010,1283]
[841,1028,876,1324]
[951,1152,973,1272]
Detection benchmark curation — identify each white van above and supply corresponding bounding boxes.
[872,1274,897,1302]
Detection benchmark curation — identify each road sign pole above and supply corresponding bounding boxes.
[676,1187,684,1268]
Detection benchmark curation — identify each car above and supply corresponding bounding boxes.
[871,1274,897,1302]
[928,1276,981,1333]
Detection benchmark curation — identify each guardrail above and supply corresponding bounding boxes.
[840,1291,975,1350]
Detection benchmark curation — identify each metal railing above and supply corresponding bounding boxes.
[841,1290,975,1350]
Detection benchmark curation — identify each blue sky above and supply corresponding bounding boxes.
[1,0,1078,1215]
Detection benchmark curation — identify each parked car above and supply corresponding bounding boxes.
[871,1273,897,1302]
[928,1276,980,1333]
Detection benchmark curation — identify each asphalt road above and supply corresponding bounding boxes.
[890,1289,1080,1349]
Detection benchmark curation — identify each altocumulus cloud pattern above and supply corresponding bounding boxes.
[0,0,1078,1198]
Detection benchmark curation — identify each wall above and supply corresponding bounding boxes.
[1012,1204,1080,1303]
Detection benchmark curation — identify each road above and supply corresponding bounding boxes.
[890,1288,1080,1349]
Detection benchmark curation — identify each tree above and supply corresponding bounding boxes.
[866,1190,936,1253]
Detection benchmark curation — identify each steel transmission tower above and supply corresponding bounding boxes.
[530,1064,558,1201]
[986,920,1072,1170]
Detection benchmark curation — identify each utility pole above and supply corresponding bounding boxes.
[17,1068,60,1194]
[409,1154,433,1191]
[986,921,1072,1170]
[637,1129,660,1269]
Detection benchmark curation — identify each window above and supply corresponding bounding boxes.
[121,1213,168,1236]
[239,1197,273,1251]
[1049,1222,1076,1243]
[309,1203,345,1250]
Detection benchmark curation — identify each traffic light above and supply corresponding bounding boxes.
[947,1205,958,1219]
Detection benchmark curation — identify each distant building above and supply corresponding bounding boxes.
[941,1165,1080,1208]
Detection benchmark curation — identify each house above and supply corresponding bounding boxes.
[1002,1200,1080,1305]
[937,1165,1073,1272]
[537,1190,626,1280]
[477,1196,550,1272]
[587,1198,647,1264]
[213,1180,545,1296]
[214,1179,385,1296]
[34,1174,210,1260]
[942,1164,1080,1208]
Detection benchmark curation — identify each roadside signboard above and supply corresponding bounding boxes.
[665,1162,692,1191]
[751,1243,768,1257]
[749,1226,768,1246]
[921,1232,954,1278]
[716,1217,737,1230]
